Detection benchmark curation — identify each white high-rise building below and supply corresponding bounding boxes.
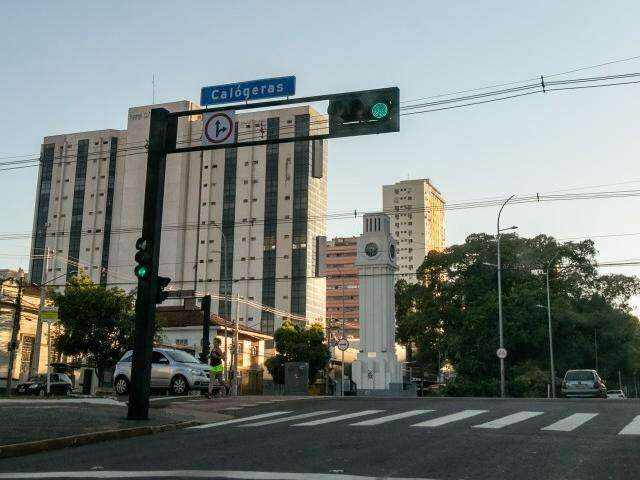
[29,100,328,335]
[382,178,445,283]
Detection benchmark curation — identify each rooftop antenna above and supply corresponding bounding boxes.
[152,74,156,104]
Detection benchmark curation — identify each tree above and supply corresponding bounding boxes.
[265,321,331,384]
[51,273,137,385]
[399,233,640,397]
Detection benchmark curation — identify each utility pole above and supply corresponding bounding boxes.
[128,108,171,421]
[545,253,559,399]
[340,269,346,397]
[200,295,211,363]
[6,278,23,395]
[31,248,51,378]
[231,293,240,396]
[618,369,623,392]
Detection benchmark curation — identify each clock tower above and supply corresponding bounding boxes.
[352,213,402,393]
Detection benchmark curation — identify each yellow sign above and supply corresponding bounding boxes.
[41,308,59,322]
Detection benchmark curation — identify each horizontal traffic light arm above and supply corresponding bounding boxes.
[167,87,400,154]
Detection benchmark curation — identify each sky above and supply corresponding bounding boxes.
[1,1,640,310]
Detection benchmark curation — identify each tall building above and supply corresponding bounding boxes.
[382,178,445,283]
[29,101,328,335]
[325,237,359,339]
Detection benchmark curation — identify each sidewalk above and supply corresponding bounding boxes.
[0,398,203,459]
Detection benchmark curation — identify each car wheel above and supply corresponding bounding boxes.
[170,375,189,396]
[114,376,129,395]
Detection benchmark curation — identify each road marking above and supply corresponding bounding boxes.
[189,411,292,429]
[0,470,442,479]
[350,409,434,426]
[294,410,384,426]
[240,404,259,407]
[223,407,245,411]
[542,413,599,432]
[240,410,338,427]
[411,409,488,427]
[619,415,640,435]
[255,401,274,404]
[473,411,544,429]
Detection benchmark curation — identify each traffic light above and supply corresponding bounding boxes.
[156,276,171,304]
[327,87,399,138]
[134,237,152,280]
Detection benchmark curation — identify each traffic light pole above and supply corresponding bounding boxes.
[128,108,171,420]
[200,295,211,363]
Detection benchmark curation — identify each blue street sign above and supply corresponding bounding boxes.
[200,76,296,106]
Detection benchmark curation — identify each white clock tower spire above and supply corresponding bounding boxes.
[352,212,402,393]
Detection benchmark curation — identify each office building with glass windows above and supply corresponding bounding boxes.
[29,101,328,335]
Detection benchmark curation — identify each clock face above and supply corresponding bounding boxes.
[365,242,379,257]
[389,243,396,260]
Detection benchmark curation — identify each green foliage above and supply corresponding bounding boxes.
[51,273,137,384]
[398,233,640,397]
[264,321,331,384]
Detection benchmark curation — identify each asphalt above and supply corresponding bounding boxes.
[0,397,638,480]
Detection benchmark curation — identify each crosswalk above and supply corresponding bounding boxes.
[189,407,640,436]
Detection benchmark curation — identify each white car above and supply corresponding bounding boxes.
[606,389,626,399]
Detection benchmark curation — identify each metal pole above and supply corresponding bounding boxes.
[231,293,240,396]
[200,295,211,363]
[31,248,51,378]
[46,320,51,396]
[546,255,557,398]
[594,329,599,371]
[6,278,23,395]
[341,269,345,397]
[496,194,515,398]
[619,369,623,391]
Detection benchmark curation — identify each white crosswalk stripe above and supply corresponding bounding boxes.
[411,409,488,427]
[189,411,292,429]
[619,415,640,435]
[240,410,338,427]
[293,410,384,426]
[542,413,599,432]
[350,409,434,426]
[473,411,544,429]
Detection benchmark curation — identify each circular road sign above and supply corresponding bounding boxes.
[204,112,234,144]
[496,348,508,359]
[337,338,349,351]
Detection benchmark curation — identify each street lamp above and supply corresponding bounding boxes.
[496,194,517,398]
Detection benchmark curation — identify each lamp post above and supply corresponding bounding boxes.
[496,194,517,398]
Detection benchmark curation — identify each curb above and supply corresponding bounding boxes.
[0,420,199,459]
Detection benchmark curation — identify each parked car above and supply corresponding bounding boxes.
[113,348,210,396]
[16,373,73,396]
[606,389,626,399]
[561,369,606,398]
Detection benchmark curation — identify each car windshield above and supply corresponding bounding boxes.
[566,371,594,381]
[165,350,202,364]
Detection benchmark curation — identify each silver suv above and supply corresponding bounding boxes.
[113,348,210,396]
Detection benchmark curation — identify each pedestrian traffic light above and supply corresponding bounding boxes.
[156,276,171,304]
[134,237,152,280]
[327,87,399,138]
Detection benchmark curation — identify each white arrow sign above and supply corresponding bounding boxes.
[202,110,236,146]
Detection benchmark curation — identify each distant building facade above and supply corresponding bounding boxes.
[29,101,328,335]
[382,178,445,283]
[325,236,359,339]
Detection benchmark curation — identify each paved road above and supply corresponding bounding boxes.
[0,397,638,479]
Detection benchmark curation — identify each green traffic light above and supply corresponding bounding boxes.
[135,265,148,279]
[370,102,389,119]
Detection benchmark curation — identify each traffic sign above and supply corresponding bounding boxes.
[496,348,508,359]
[337,338,349,351]
[200,76,296,106]
[202,111,236,146]
[41,307,58,322]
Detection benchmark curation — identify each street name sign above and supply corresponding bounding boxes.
[337,338,349,351]
[202,110,236,146]
[200,76,296,106]
[41,307,59,322]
